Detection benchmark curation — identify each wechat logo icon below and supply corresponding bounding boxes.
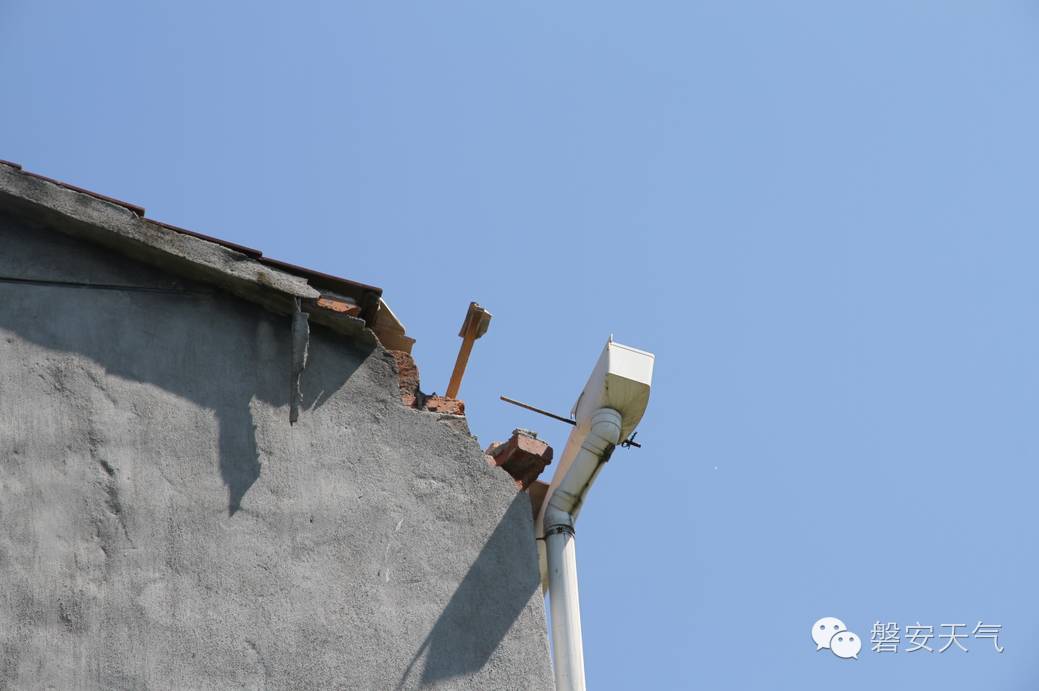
[813,617,861,660]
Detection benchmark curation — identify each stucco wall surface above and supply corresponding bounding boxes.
[0,214,553,690]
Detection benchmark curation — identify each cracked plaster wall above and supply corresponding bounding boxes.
[0,214,553,690]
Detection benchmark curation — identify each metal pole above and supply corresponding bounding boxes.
[499,395,577,426]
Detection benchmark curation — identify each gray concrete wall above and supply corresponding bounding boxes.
[0,213,553,690]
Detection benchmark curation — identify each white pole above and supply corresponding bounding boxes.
[547,520,585,691]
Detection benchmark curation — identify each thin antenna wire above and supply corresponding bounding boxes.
[499,395,575,426]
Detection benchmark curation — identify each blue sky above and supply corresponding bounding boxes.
[4,2,1039,688]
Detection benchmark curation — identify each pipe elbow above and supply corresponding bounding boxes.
[586,407,622,450]
[542,407,623,534]
[543,504,574,535]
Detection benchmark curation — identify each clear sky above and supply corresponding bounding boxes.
[3,2,1039,688]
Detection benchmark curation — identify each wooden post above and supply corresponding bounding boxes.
[446,302,492,399]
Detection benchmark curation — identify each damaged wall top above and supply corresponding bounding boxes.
[0,191,553,688]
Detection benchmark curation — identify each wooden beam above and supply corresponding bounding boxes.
[446,302,492,399]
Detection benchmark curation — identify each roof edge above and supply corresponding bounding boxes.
[0,161,406,349]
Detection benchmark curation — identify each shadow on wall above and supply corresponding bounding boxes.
[396,494,542,689]
[0,279,367,515]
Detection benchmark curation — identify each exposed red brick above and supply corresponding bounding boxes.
[316,296,361,316]
[390,350,421,407]
[485,430,553,490]
[421,396,465,416]
[389,350,466,416]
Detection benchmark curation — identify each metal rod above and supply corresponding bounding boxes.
[499,395,576,426]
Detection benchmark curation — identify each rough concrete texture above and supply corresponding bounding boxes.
[0,214,554,690]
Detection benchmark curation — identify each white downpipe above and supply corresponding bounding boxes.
[543,407,622,691]
[546,521,583,691]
